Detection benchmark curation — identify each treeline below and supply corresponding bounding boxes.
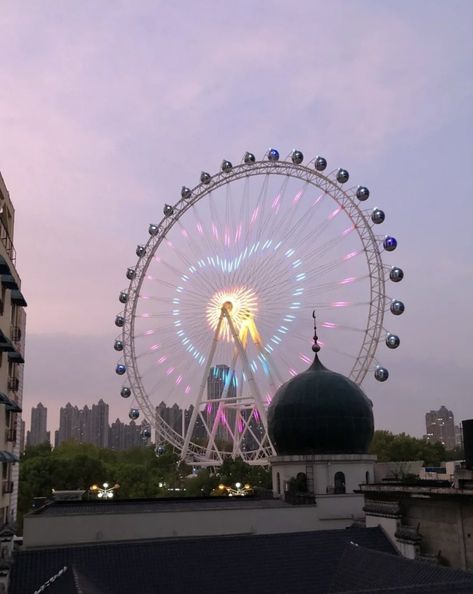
[18,430,463,530]
[18,441,271,529]
[369,430,463,465]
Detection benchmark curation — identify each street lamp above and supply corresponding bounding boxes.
[89,482,120,499]
[217,482,252,497]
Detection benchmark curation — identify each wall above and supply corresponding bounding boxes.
[23,503,358,549]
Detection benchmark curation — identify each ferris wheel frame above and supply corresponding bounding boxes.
[119,155,389,466]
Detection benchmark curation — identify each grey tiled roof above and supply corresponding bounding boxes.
[10,527,473,594]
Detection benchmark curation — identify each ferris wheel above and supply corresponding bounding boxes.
[114,148,404,466]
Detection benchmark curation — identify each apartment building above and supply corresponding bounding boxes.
[0,173,27,590]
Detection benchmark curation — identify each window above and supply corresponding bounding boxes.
[334,471,346,494]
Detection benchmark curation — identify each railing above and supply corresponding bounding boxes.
[2,481,13,495]
[10,325,21,343]
[0,219,15,263]
[6,428,16,442]
[8,377,19,392]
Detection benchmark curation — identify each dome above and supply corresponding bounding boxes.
[268,355,374,456]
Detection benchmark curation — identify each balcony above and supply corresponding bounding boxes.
[6,428,16,442]
[0,219,15,264]
[2,481,13,495]
[7,377,19,392]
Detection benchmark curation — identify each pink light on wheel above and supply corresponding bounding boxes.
[238,418,244,433]
[158,356,167,364]
[342,225,354,237]
[181,229,189,238]
[206,402,212,414]
[196,223,203,235]
[251,206,260,224]
[166,367,175,376]
[292,190,303,205]
[331,301,350,308]
[253,408,260,422]
[150,343,160,351]
[175,375,182,385]
[144,330,154,335]
[339,276,356,285]
[321,322,337,328]
[212,224,219,240]
[343,250,358,261]
[289,368,297,377]
[312,194,323,207]
[185,385,191,395]
[234,223,242,242]
[299,353,312,364]
[328,206,341,220]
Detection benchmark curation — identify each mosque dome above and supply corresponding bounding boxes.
[267,318,374,456]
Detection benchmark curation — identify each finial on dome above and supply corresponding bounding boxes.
[312,310,320,353]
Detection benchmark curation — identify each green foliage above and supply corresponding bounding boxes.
[369,430,447,466]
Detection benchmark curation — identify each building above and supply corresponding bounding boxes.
[26,402,49,447]
[425,405,456,450]
[109,418,147,451]
[56,403,81,445]
[0,173,27,591]
[90,399,109,448]
[207,364,237,442]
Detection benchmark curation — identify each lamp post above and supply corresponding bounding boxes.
[217,482,252,497]
[89,482,120,499]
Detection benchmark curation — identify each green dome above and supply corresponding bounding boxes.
[268,355,374,455]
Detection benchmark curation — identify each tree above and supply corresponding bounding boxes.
[369,430,447,466]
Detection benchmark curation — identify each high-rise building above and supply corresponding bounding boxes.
[26,402,49,447]
[57,403,81,445]
[90,399,109,448]
[425,405,456,450]
[207,365,237,442]
[0,172,27,537]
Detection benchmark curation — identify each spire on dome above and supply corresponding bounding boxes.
[312,310,320,353]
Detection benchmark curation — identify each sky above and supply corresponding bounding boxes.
[0,0,472,438]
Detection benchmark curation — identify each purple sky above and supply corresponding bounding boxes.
[1,1,472,437]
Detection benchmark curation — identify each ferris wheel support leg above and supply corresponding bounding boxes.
[223,309,276,455]
[181,310,226,463]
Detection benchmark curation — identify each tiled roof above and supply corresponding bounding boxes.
[10,527,473,594]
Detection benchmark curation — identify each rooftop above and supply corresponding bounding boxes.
[28,495,291,517]
[10,527,473,594]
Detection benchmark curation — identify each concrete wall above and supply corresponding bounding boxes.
[402,498,473,570]
[23,504,358,549]
[271,454,376,497]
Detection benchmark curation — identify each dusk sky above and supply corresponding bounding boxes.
[1,1,472,437]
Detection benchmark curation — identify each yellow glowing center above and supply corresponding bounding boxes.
[207,287,258,342]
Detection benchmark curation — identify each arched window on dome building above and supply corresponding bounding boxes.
[334,471,346,494]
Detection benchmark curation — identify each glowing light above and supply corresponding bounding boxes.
[292,190,303,205]
[150,344,160,351]
[185,385,191,394]
[343,251,358,261]
[300,354,312,364]
[339,276,356,285]
[331,301,350,307]
[175,375,182,385]
[250,206,259,224]
[144,330,155,336]
[206,287,258,342]
[321,322,337,329]
[197,223,203,235]
[342,225,354,236]
[328,207,341,220]
[158,356,167,364]
[166,367,175,375]
[289,368,297,377]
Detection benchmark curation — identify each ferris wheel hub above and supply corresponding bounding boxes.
[206,286,258,342]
